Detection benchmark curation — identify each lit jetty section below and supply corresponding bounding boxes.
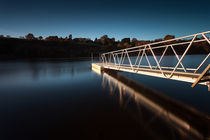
[92,31,210,89]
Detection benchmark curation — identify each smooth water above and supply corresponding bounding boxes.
[0,58,209,140]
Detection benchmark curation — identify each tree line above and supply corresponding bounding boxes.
[0,33,209,60]
[0,33,177,48]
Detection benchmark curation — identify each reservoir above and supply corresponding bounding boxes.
[0,56,209,140]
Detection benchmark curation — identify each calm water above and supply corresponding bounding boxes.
[0,58,209,140]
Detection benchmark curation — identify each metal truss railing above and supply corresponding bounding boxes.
[101,31,210,79]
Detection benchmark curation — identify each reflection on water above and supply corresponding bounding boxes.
[0,60,209,140]
[100,70,210,140]
[0,61,90,78]
[0,61,90,86]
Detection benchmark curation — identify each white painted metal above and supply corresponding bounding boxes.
[100,31,210,84]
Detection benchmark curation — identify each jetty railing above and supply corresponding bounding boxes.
[100,31,210,79]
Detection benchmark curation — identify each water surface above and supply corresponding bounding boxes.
[0,59,209,140]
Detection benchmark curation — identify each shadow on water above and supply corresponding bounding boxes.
[96,68,210,140]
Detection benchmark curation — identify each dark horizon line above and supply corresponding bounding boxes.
[0,33,177,42]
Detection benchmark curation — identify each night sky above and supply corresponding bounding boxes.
[0,0,210,40]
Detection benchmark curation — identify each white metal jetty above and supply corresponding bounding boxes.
[92,31,210,89]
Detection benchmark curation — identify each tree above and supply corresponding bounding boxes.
[131,38,138,46]
[38,36,43,40]
[25,33,35,40]
[154,38,163,42]
[45,36,59,41]
[121,38,130,43]
[100,35,108,44]
[164,35,175,40]
[69,34,72,40]
[73,38,91,43]
[64,37,68,41]
[123,42,131,48]
[111,38,115,42]
[100,35,108,40]
[117,42,123,48]
[132,38,137,43]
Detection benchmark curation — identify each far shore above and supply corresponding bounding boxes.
[0,35,209,60]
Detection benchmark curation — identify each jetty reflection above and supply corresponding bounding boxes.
[101,70,210,140]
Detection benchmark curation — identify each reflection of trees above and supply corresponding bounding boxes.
[0,61,91,80]
[101,72,210,140]
[27,62,91,79]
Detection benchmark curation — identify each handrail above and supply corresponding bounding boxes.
[100,31,210,80]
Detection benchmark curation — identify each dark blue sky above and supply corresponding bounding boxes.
[0,0,209,40]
